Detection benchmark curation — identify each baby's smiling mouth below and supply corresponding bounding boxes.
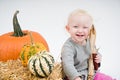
[76,34,84,37]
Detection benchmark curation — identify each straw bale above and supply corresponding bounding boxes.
[0,59,64,80]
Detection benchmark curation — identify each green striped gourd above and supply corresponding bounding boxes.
[28,50,55,78]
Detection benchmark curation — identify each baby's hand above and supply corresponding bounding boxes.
[95,54,102,63]
[74,76,82,80]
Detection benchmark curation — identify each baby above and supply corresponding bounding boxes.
[61,9,115,80]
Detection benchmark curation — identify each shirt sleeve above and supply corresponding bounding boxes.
[61,44,80,80]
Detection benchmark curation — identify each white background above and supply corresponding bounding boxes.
[0,0,120,79]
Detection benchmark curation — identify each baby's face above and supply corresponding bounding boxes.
[66,14,92,43]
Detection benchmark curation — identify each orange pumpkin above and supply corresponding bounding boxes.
[0,11,49,61]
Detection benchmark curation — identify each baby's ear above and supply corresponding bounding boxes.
[65,25,70,31]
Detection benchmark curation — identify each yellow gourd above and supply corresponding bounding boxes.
[20,32,47,67]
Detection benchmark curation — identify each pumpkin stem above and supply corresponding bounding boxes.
[29,31,34,45]
[13,10,24,37]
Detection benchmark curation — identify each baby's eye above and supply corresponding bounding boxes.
[73,26,78,28]
[83,26,88,29]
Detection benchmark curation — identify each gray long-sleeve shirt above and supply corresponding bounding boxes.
[61,38,92,80]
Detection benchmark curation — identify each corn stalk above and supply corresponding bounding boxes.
[87,25,97,80]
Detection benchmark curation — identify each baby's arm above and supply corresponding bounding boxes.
[61,44,81,80]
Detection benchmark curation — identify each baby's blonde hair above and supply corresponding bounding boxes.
[68,9,93,24]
